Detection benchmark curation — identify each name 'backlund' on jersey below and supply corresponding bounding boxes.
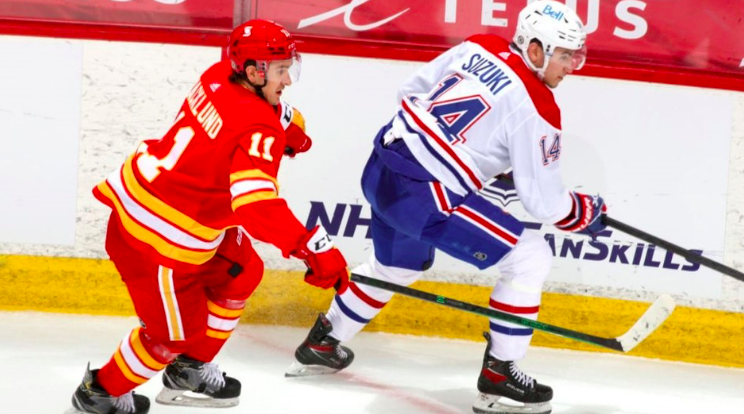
[186,81,224,139]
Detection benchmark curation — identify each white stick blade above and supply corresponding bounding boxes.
[617,294,676,352]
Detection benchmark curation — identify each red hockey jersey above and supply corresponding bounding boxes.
[94,61,308,270]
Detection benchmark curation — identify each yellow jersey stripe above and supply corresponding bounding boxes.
[97,182,217,265]
[122,156,224,240]
[231,190,277,211]
[158,266,184,341]
[230,169,279,191]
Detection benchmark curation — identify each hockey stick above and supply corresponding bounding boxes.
[491,174,744,283]
[602,216,744,283]
[351,273,675,353]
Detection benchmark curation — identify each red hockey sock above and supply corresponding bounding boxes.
[97,327,174,396]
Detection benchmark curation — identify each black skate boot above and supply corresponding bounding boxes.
[155,355,240,408]
[472,333,553,414]
[65,363,150,414]
[285,313,355,377]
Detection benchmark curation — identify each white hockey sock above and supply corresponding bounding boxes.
[326,256,421,342]
[489,230,551,361]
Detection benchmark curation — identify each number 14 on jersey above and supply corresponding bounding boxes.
[540,134,561,165]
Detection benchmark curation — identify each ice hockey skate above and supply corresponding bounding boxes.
[65,363,150,414]
[472,333,553,414]
[155,355,240,408]
[285,312,354,377]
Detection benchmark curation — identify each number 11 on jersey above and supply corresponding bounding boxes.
[136,111,195,182]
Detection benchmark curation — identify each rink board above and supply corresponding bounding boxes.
[2,254,742,369]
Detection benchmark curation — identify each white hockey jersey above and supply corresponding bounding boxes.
[386,35,573,225]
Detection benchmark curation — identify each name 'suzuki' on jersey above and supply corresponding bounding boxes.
[462,53,513,96]
[186,81,224,139]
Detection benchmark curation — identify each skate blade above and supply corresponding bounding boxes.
[284,360,340,378]
[472,392,552,414]
[155,387,239,408]
[63,395,86,414]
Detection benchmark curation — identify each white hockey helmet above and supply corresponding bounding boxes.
[513,1,587,78]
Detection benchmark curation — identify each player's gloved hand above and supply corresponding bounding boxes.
[495,170,514,184]
[284,108,312,157]
[555,192,607,239]
[291,226,349,293]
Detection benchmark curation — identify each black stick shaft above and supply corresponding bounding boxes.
[494,174,744,283]
[603,216,744,283]
[351,273,623,352]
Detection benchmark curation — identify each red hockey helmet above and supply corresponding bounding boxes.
[227,19,301,82]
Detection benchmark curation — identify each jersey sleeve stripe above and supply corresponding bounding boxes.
[230,169,279,191]
[123,156,224,241]
[97,180,222,265]
[231,190,278,210]
[230,178,277,199]
[401,99,483,190]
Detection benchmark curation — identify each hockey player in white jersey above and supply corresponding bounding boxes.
[288,2,606,413]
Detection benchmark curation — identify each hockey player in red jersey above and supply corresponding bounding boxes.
[66,19,349,414]
[287,2,605,414]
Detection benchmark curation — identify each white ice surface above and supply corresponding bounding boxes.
[2,311,743,414]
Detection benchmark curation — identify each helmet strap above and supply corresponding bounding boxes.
[243,60,270,101]
[246,76,268,101]
[520,42,550,81]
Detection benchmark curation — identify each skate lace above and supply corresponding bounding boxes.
[508,362,535,388]
[200,362,226,389]
[335,345,347,360]
[112,391,135,413]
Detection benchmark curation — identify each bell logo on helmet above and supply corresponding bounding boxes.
[542,4,565,21]
[512,1,588,76]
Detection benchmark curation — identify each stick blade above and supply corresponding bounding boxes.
[616,294,676,352]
